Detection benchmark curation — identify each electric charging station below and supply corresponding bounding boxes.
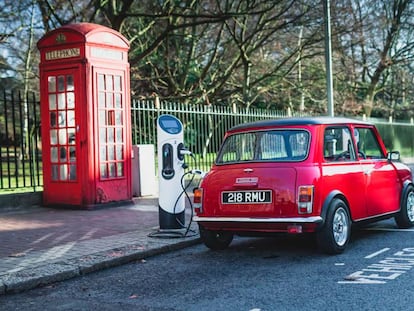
[157,114,187,229]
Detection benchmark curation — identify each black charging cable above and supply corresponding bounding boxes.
[172,152,202,237]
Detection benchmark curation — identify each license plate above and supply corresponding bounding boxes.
[222,190,272,204]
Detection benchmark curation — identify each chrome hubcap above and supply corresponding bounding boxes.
[407,192,414,222]
[333,207,349,246]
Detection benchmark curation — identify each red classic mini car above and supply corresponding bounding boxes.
[193,117,414,254]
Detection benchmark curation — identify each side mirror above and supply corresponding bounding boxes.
[387,151,400,162]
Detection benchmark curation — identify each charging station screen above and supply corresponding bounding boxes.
[159,116,182,134]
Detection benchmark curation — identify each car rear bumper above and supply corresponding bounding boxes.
[193,216,323,233]
[193,216,322,223]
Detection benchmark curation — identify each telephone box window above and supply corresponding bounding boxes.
[47,73,77,181]
[106,93,113,108]
[67,75,74,91]
[114,76,121,91]
[108,128,114,143]
[116,145,123,159]
[58,94,65,109]
[67,111,75,126]
[108,146,115,161]
[117,163,124,176]
[97,73,125,179]
[58,75,65,91]
[106,75,114,91]
[49,94,56,109]
[67,92,75,109]
[116,128,122,141]
[48,76,56,92]
[109,163,116,177]
[115,93,121,108]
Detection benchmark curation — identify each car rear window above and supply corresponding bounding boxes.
[216,130,310,164]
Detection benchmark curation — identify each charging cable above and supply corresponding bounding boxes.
[172,152,205,237]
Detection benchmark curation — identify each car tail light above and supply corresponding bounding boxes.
[193,188,203,213]
[298,185,314,214]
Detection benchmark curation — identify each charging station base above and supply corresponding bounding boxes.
[158,207,185,230]
[148,228,190,239]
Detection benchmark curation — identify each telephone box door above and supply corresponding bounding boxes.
[94,67,131,201]
[42,69,83,205]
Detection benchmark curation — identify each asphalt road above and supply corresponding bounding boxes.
[1,218,414,311]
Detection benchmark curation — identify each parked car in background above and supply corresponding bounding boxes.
[193,117,414,254]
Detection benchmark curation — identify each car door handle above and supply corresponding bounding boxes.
[364,169,372,175]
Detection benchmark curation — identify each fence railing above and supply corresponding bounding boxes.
[0,92,292,192]
[0,90,42,192]
[131,98,292,172]
[2,90,414,193]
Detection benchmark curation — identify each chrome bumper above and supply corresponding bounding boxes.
[193,216,323,223]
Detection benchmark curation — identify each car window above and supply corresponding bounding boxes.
[260,132,288,159]
[354,127,385,159]
[216,130,310,164]
[324,127,356,162]
[289,132,309,157]
[218,132,256,163]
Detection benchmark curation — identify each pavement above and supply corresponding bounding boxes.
[0,195,200,296]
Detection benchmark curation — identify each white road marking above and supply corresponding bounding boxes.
[339,247,414,284]
[338,278,386,284]
[365,248,390,259]
[365,227,414,232]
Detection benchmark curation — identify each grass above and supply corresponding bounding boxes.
[1,149,43,193]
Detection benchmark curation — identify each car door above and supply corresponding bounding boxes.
[355,126,401,217]
[322,126,367,220]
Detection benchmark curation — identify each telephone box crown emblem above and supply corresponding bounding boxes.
[55,33,66,43]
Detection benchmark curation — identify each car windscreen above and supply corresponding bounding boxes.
[216,129,310,164]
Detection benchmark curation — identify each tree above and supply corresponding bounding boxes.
[120,0,326,112]
[0,0,44,156]
[332,0,414,118]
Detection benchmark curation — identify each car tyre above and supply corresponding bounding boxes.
[199,225,233,250]
[317,198,351,254]
[395,185,414,229]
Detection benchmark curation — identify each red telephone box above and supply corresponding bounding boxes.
[37,23,132,208]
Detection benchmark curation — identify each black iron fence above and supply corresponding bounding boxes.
[0,90,42,192]
[1,90,414,193]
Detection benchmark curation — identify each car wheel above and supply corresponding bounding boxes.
[395,185,414,229]
[199,225,233,250]
[317,198,351,254]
